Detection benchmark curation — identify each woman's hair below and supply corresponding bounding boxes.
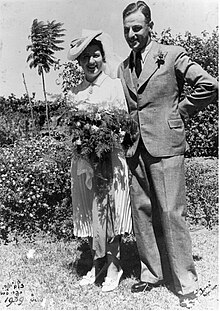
[77,38,106,62]
[123,1,151,23]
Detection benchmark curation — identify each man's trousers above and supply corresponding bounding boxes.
[126,140,198,295]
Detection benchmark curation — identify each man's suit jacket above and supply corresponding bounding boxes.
[118,40,218,158]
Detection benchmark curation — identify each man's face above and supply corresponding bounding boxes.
[123,10,152,52]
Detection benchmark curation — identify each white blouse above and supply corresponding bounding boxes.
[68,72,127,112]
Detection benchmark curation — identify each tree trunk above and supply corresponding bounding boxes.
[22,73,35,135]
[41,70,50,135]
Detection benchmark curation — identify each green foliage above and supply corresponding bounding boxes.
[0,137,73,241]
[0,94,31,145]
[26,19,65,75]
[56,60,85,94]
[185,158,218,229]
[26,18,66,133]
[185,105,218,157]
[0,137,217,242]
[0,94,66,145]
[154,27,218,77]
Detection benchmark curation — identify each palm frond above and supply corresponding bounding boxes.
[26,18,66,77]
[26,53,33,62]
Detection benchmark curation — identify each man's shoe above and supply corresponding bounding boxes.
[179,291,198,308]
[131,281,154,293]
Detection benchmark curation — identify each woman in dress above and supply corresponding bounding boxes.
[67,30,132,292]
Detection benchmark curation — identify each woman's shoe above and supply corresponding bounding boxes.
[101,268,123,292]
[79,270,96,286]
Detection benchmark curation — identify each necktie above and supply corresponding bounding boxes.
[135,51,142,77]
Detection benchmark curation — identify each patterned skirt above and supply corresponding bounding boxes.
[71,148,132,258]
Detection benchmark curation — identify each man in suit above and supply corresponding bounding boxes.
[118,1,218,308]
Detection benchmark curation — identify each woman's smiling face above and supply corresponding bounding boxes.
[78,44,104,82]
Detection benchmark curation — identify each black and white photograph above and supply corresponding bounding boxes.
[0,0,218,309]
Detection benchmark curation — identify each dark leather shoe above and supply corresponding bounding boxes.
[131,281,153,293]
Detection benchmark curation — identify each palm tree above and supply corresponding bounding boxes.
[26,19,65,133]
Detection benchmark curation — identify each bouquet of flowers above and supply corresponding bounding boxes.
[61,105,137,161]
[56,100,138,197]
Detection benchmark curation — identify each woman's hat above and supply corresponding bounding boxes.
[67,29,102,61]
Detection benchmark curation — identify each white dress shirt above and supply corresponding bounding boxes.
[133,40,153,69]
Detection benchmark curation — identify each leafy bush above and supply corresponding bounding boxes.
[0,136,73,241]
[185,157,218,229]
[0,94,32,145]
[185,106,218,157]
[0,136,217,242]
[56,60,84,95]
[0,94,67,145]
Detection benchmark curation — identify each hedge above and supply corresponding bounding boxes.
[0,94,218,158]
[0,137,73,242]
[0,137,218,242]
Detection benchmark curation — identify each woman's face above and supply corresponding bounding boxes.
[79,44,104,82]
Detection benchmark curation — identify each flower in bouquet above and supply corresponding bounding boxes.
[64,104,138,165]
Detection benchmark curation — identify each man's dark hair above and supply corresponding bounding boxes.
[123,1,151,23]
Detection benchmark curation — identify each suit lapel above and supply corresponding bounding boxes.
[138,41,160,88]
[122,41,161,95]
[122,53,136,94]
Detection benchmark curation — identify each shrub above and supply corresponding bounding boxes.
[185,157,218,229]
[0,138,218,242]
[0,136,73,241]
[0,94,67,145]
[185,105,218,157]
[0,94,32,145]
[56,60,84,95]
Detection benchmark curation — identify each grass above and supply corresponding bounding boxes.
[0,227,218,310]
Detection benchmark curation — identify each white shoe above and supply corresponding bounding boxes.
[102,268,123,292]
[79,270,96,286]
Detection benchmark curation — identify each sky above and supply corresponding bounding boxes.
[0,0,218,100]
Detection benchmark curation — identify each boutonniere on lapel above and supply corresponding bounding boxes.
[154,51,168,68]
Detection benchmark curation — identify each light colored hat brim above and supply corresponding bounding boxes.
[67,30,102,61]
